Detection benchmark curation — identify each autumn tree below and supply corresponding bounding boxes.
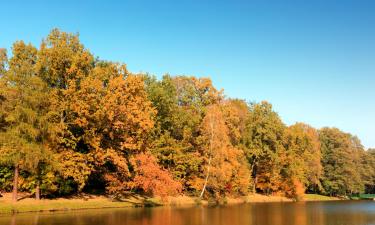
[35,29,95,192]
[221,99,250,147]
[196,104,250,198]
[89,69,156,194]
[35,29,157,195]
[130,153,182,198]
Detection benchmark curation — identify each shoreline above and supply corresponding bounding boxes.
[0,193,341,215]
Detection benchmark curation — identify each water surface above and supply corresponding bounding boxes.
[1,201,374,225]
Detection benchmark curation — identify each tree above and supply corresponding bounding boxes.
[144,74,178,132]
[0,41,52,201]
[35,29,157,195]
[222,99,249,147]
[197,104,250,198]
[362,149,375,193]
[130,153,182,198]
[243,101,286,195]
[92,70,156,194]
[0,49,8,131]
[319,128,363,196]
[50,62,156,194]
[282,123,322,200]
[0,48,7,77]
[298,124,322,192]
[37,28,94,89]
[145,75,222,193]
[35,29,95,193]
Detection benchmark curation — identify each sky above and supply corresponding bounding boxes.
[1,0,374,148]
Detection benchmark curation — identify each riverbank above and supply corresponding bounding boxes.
[304,194,341,201]
[0,193,340,215]
[0,193,137,214]
[165,194,293,207]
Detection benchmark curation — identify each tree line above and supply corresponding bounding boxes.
[0,29,374,202]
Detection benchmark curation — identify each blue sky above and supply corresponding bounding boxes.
[1,0,374,148]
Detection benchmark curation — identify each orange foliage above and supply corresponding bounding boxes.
[60,63,156,193]
[197,104,250,197]
[282,179,305,201]
[130,153,182,198]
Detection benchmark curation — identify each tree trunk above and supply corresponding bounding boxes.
[35,181,40,200]
[12,165,19,203]
[251,162,257,194]
[200,114,215,199]
[200,154,212,198]
[250,163,256,194]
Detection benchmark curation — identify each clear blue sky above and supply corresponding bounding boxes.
[1,0,374,148]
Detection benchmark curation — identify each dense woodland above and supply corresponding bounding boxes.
[0,30,374,202]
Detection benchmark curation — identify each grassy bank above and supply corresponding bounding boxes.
[221,193,339,204]
[0,193,341,215]
[304,194,341,201]
[244,194,293,203]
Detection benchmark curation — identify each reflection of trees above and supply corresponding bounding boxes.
[310,202,325,225]
[293,202,307,225]
[10,215,15,225]
[4,202,375,225]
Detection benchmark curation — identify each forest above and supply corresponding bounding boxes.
[0,29,374,202]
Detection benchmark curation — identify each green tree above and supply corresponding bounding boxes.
[0,49,8,131]
[319,128,363,196]
[243,101,286,195]
[0,48,7,77]
[145,75,222,193]
[0,41,52,201]
[282,123,322,200]
[362,149,375,193]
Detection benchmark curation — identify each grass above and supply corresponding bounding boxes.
[304,194,340,201]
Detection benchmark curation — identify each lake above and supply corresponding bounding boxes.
[1,201,374,225]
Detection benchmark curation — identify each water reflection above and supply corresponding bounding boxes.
[1,201,374,225]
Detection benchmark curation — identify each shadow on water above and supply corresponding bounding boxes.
[1,201,375,225]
